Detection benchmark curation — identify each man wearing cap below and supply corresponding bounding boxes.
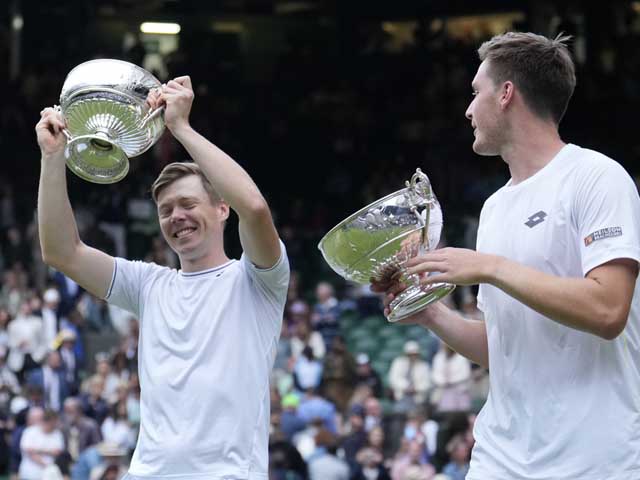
[41,288,61,351]
[388,341,430,411]
[354,353,383,398]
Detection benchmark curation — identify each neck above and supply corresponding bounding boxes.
[500,119,566,185]
[179,246,230,273]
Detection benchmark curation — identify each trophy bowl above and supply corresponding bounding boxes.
[57,59,165,184]
[318,169,455,322]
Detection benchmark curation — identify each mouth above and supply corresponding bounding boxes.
[173,227,197,239]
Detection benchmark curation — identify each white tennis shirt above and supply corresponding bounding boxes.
[469,144,640,480]
[106,242,289,480]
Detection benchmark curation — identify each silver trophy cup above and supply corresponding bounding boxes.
[56,59,165,184]
[318,169,455,322]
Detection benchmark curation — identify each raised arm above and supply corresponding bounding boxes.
[156,77,280,268]
[36,108,115,298]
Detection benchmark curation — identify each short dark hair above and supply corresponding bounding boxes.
[151,162,222,204]
[478,32,576,124]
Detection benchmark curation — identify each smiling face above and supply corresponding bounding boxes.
[156,174,229,268]
[465,60,508,156]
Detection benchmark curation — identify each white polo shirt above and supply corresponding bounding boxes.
[470,144,640,480]
[106,242,289,480]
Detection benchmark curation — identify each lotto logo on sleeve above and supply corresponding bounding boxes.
[584,227,623,246]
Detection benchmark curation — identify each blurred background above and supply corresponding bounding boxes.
[0,0,639,479]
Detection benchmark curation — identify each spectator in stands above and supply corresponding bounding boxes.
[0,306,10,351]
[60,397,101,461]
[55,329,81,395]
[101,401,135,454]
[321,335,357,413]
[352,447,391,480]
[389,439,435,480]
[364,397,384,433]
[7,300,47,379]
[429,343,472,414]
[80,375,109,425]
[441,434,470,480]
[311,281,341,348]
[354,352,384,398]
[19,408,65,480]
[41,288,61,351]
[307,428,350,480]
[291,314,326,361]
[0,345,20,415]
[94,353,120,404]
[293,346,323,392]
[388,341,430,411]
[340,404,368,473]
[298,388,338,434]
[279,393,306,441]
[26,350,70,412]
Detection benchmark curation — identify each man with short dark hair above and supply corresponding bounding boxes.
[36,75,289,479]
[374,32,640,479]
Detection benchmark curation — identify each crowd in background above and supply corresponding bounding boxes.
[1,3,640,479]
[0,245,488,480]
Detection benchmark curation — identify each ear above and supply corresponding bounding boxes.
[217,202,230,222]
[499,81,515,110]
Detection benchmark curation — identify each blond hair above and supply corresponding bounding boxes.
[151,162,221,204]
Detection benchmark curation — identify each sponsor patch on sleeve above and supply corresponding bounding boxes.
[584,226,623,246]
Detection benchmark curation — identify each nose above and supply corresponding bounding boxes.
[465,102,473,121]
[169,207,186,223]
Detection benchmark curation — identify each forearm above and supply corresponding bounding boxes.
[489,256,630,339]
[417,303,489,368]
[171,125,268,219]
[37,154,82,267]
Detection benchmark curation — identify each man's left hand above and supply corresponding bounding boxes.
[159,76,194,133]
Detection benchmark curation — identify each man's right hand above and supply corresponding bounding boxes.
[35,108,67,158]
[370,278,441,326]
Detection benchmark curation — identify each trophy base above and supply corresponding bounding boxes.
[65,134,130,184]
[387,282,456,323]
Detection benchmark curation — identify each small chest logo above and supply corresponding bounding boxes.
[524,211,547,228]
[584,227,623,246]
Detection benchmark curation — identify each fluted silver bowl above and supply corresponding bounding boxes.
[59,59,165,184]
[318,169,455,322]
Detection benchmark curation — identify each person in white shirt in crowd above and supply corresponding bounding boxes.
[7,300,47,379]
[388,341,431,411]
[290,308,326,361]
[19,408,65,480]
[36,74,289,480]
[374,32,640,480]
[101,401,136,454]
[429,343,472,414]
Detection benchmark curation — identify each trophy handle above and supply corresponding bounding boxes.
[405,168,435,249]
[141,106,164,127]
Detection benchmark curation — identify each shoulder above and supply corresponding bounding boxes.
[566,144,632,185]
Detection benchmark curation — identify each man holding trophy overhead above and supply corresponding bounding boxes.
[36,70,289,480]
[373,32,640,480]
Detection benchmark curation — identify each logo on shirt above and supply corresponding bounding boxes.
[584,227,623,246]
[524,211,547,228]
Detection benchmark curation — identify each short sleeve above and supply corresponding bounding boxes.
[104,258,158,318]
[240,240,290,307]
[574,161,640,276]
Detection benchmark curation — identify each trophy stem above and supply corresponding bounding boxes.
[387,282,456,323]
